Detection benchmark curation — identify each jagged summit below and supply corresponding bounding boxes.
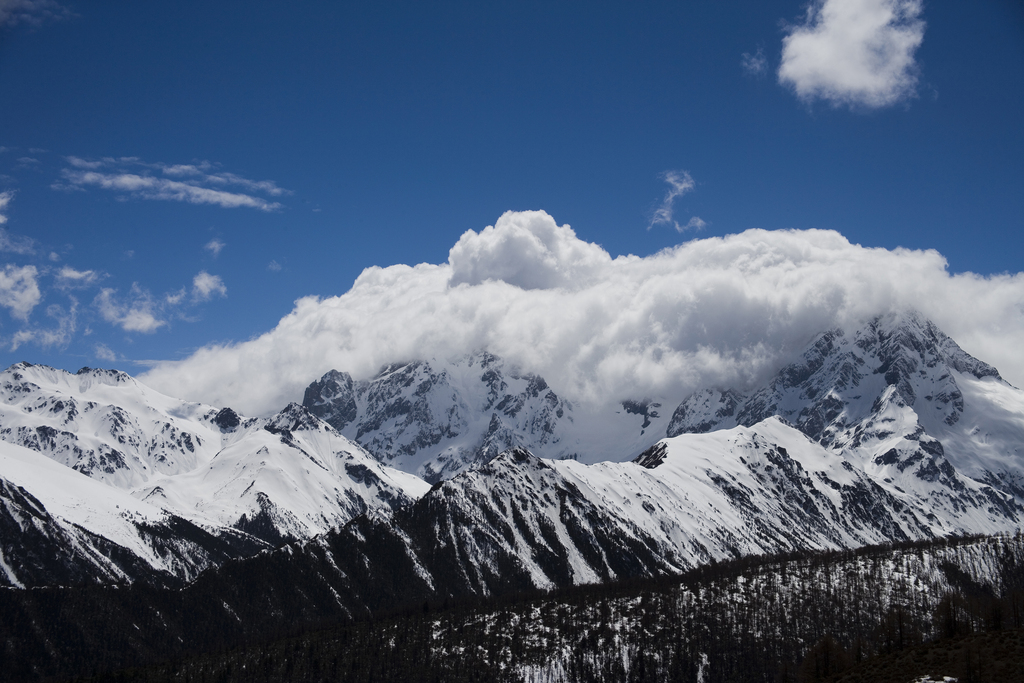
[302,352,576,482]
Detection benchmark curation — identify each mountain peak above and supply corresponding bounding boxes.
[300,353,574,481]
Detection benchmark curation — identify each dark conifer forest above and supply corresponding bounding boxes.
[3,533,1023,682]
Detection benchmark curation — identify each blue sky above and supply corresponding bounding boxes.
[0,0,1022,408]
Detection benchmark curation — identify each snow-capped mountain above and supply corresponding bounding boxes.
[0,363,226,488]
[0,363,429,583]
[1,311,1022,593]
[667,311,1024,504]
[302,353,578,481]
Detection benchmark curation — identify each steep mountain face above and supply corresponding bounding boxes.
[0,440,265,588]
[303,353,577,481]
[667,312,1024,506]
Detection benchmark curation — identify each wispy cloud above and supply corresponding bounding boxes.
[0,264,41,320]
[0,191,12,226]
[648,170,706,233]
[778,0,925,109]
[93,343,119,363]
[267,260,283,272]
[94,343,118,362]
[204,238,226,256]
[0,0,71,28]
[0,193,37,254]
[92,270,227,335]
[56,157,289,212]
[192,271,227,302]
[55,265,102,290]
[9,300,76,351]
[741,48,768,76]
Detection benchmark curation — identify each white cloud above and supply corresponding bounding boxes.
[95,286,165,333]
[649,171,705,233]
[192,271,227,301]
[56,157,288,212]
[0,264,41,320]
[267,260,283,272]
[778,0,925,108]
[138,211,1024,417]
[204,238,226,256]
[55,265,102,290]
[741,48,768,76]
[0,0,70,27]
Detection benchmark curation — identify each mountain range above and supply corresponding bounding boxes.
[1,310,1022,595]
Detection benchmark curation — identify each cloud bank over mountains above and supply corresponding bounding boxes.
[141,211,1024,417]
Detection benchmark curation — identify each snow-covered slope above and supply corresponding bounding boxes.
[135,402,429,543]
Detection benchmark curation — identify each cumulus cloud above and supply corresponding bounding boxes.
[0,264,41,320]
[267,260,282,272]
[778,0,925,108]
[448,211,611,290]
[138,211,1024,417]
[648,171,704,233]
[192,271,227,301]
[95,286,165,333]
[204,238,226,256]
[56,157,287,212]
[0,0,70,27]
